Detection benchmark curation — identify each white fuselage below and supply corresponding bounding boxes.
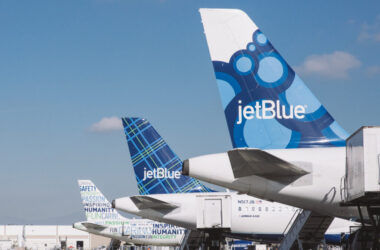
[186,147,365,221]
[73,219,184,246]
[113,192,356,238]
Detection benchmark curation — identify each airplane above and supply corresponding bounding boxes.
[112,117,358,244]
[181,8,366,221]
[73,180,185,246]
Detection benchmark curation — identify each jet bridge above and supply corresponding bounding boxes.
[341,126,380,249]
[344,126,380,204]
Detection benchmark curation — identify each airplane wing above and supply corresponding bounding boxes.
[228,148,309,183]
[81,222,108,231]
[130,196,178,211]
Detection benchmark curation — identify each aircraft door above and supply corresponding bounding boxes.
[196,195,231,229]
[204,199,222,228]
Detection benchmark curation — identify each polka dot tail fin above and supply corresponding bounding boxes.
[200,8,348,149]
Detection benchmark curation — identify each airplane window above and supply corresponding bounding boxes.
[238,207,242,211]
[278,207,282,212]
[258,207,262,212]
[272,207,275,212]
[265,207,268,212]
[252,207,255,211]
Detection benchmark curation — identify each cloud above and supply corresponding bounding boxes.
[358,15,380,42]
[295,51,361,79]
[90,116,123,132]
[366,65,380,77]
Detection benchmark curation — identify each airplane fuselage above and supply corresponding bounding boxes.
[73,219,184,246]
[113,191,356,241]
[186,147,365,221]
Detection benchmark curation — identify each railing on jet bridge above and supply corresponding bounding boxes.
[179,229,191,250]
[281,208,302,236]
[278,210,312,250]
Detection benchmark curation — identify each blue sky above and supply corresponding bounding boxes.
[1,0,380,224]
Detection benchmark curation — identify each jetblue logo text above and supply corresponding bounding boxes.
[142,168,181,181]
[237,100,306,124]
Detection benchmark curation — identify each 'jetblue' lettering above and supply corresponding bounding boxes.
[142,168,181,181]
[237,100,306,124]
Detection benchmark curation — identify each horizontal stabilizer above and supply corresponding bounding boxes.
[81,222,107,231]
[130,196,178,211]
[228,148,309,183]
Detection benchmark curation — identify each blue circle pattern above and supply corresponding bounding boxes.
[234,54,255,75]
[247,43,256,52]
[212,30,347,149]
[255,32,268,45]
[255,52,288,88]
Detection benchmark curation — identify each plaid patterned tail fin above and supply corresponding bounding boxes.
[122,117,214,195]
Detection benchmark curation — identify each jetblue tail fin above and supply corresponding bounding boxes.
[200,8,348,149]
[78,180,124,225]
[122,117,213,194]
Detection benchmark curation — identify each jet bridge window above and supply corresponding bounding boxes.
[378,154,380,184]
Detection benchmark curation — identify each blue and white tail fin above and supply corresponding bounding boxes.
[78,180,125,225]
[122,117,213,194]
[200,8,348,149]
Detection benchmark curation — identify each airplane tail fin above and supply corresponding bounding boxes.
[200,8,348,149]
[78,180,124,225]
[122,117,214,195]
